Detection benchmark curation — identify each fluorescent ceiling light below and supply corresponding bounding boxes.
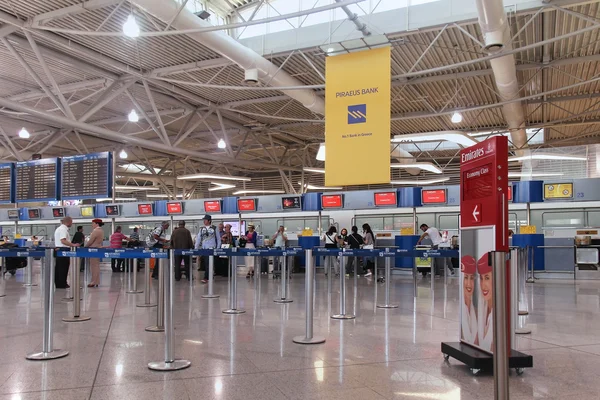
[217,139,226,149]
[178,173,250,181]
[127,110,139,122]
[509,153,587,162]
[146,194,185,198]
[316,143,325,161]
[18,127,30,139]
[303,184,343,190]
[119,149,128,159]
[232,190,285,195]
[390,162,442,174]
[392,132,477,147]
[303,167,325,174]
[508,172,564,178]
[96,198,137,202]
[451,112,463,124]
[115,185,159,191]
[123,15,140,38]
[390,177,451,185]
[208,182,236,191]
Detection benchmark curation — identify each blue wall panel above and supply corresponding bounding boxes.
[398,188,422,208]
[513,181,544,203]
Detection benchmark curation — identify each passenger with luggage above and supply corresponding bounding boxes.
[148,221,170,279]
[170,220,194,281]
[109,226,133,272]
[195,215,220,284]
[217,224,234,277]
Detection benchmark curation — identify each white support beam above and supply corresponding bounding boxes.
[7,78,109,102]
[148,58,231,77]
[78,78,136,122]
[90,108,187,126]
[30,0,121,27]
[142,80,171,146]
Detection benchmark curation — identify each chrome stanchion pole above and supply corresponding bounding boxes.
[377,255,398,309]
[293,249,326,345]
[137,257,156,308]
[430,256,435,292]
[332,255,354,319]
[413,257,418,298]
[510,248,518,345]
[0,257,5,298]
[202,255,219,299]
[84,258,89,290]
[27,249,69,360]
[63,252,90,322]
[23,256,36,287]
[275,253,293,303]
[491,251,509,400]
[516,248,532,334]
[189,255,193,290]
[526,246,535,283]
[148,250,191,371]
[62,248,76,302]
[223,254,245,314]
[127,258,143,294]
[145,257,165,332]
[353,256,358,316]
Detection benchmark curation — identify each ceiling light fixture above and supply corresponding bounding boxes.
[208,182,236,191]
[217,139,226,149]
[390,162,442,174]
[509,153,587,162]
[123,14,140,38]
[177,173,251,182]
[302,167,325,174]
[508,172,564,178]
[96,198,137,202]
[119,149,128,159]
[316,143,326,161]
[392,131,477,147]
[115,185,159,191]
[18,127,30,139]
[232,190,285,195]
[451,112,463,124]
[146,194,185,198]
[390,177,451,185]
[298,183,343,190]
[127,110,139,122]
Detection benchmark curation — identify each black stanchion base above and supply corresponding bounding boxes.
[148,360,191,371]
[441,342,533,375]
[26,349,69,361]
[293,335,326,345]
[62,315,91,322]
[145,325,165,332]
[137,303,157,308]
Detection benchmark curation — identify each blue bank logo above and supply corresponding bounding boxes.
[347,104,366,124]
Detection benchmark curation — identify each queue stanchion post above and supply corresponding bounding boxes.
[189,255,193,289]
[526,246,535,283]
[223,252,245,314]
[63,249,90,322]
[332,254,354,319]
[127,258,143,294]
[353,256,358,316]
[145,256,165,332]
[27,249,69,360]
[0,257,5,298]
[84,258,89,290]
[23,256,36,287]
[510,248,518,345]
[274,252,292,303]
[516,248,532,335]
[377,253,399,309]
[413,257,418,298]
[293,249,326,345]
[148,250,191,371]
[62,248,76,302]
[202,254,219,299]
[138,254,156,308]
[491,251,509,400]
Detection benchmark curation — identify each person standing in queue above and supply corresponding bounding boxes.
[362,223,376,278]
[86,219,105,287]
[244,224,258,278]
[54,216,80,289]
[323,226,339,276]
[271,225,288,274]
[195,215,220,284]
[171,220,194,281]
[218,224,234,277]
[109,226,132,272]
[346,226,364,275]
[417,223,454,276]
[72,226,85,272]
[148,221,170,279]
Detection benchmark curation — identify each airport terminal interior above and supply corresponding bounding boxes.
[3,0,600,399]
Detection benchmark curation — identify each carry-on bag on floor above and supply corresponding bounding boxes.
[0,243,27,275]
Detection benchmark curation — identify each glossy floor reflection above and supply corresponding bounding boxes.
[0,262,598,399]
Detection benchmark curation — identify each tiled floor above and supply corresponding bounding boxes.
[0,261,598,399]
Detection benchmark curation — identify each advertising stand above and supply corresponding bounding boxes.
[441,136,532,375]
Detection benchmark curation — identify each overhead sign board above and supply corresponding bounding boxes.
[374,191,396,206]
[15,158,60,202]
[321,194,343,209]
[204,200,221,213]
[166,202,183,215]
[544,183,573,199]
[237,198,257,212]
[325,47,391,186]
[137,203,153,215]
[422,189,447,205]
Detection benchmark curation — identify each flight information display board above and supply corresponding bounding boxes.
[61,152,112,200]
[15,158,60,202]
[0,163,15,204]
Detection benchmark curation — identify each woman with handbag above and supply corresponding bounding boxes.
[323,226,339,276]
[362,223,376,278]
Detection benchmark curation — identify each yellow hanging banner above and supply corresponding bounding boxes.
[325,47,391,186]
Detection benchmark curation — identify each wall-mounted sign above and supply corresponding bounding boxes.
[321,194,343,209]
[374,191,397,206]
[27,208,41,220]
[282,196,301,210]
[544,183,573,199]
[7,209,19,220]
[52,207,65,218]
[15,158,60,202]
[166,202,183,215]
[204,200,221,213]
[508,185,512,201]
[237,198,257,212]
[422,189,447,204]
[80,206,94,217]
[105,205,120,216]
[137,203,153,215]
[520,225,537,234]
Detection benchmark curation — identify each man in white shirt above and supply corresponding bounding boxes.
[54,216,80,289]
[417,224,454,276]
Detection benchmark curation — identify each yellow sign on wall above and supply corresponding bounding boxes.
[400,227,415,235]
[544,183,573,199]
[325,47,391,186]
[520,225,537,234]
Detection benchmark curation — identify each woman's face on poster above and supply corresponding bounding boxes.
[479,271,493,304]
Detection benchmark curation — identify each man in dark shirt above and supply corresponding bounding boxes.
[72,226,85,272]
[346,226,364,275]
[171,220,194,281]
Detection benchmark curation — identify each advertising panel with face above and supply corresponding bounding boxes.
[459,227,494,353]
